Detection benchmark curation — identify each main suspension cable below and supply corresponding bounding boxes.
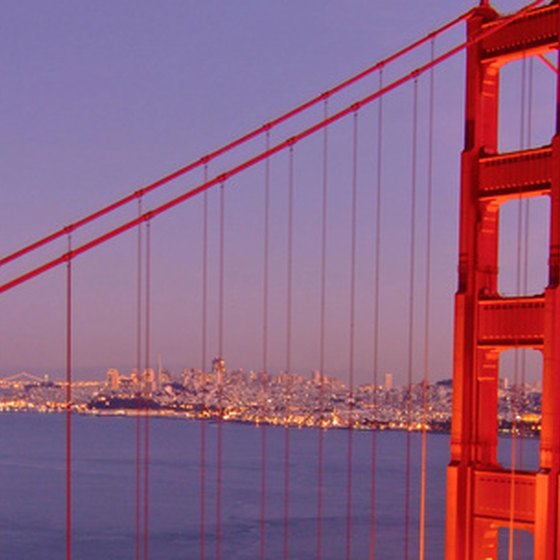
[0,0,547,296]
[0,0,544,300]
[0,8,473,271]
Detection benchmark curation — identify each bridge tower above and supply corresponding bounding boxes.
[446,3,560,559]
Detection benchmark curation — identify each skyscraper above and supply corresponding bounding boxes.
[383,372,393,391]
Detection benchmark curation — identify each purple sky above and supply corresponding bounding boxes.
[0,0,553,384]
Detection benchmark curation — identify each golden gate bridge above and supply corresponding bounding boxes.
[0,1,558,558]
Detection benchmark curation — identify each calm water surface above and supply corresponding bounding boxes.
[0,414,538,559]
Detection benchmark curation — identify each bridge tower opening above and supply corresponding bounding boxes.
[446,3,560,559]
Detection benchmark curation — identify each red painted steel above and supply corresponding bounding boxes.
[478,147,552,200]
[480,4,558,62]
[539,53,559,74]
[144,221,151,560]
[446,2,560,559]
[261,133,270,560]
[370,68,384,560]
[345,110,359,560]
[135,202,143,560]
[65,235,72,560]
[200,166,209,560]
[419,38,436,560]
[316,100,329,560]
[404,77,420,560]
[216,185,225,560]
[284,147,295,560]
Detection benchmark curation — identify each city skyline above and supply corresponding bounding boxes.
[0,362,543,437]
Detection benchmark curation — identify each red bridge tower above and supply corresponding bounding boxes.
[446,2,560,559]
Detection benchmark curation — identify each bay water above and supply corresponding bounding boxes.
[0,414,538,559]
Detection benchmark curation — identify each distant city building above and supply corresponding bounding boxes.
[212,357,225,385]
[144,368,156,394]
[106,368,120,391]
[130,369,140,392]
[312,370,325,385]
[158,368,170,390]
[534,379,542,392]
[156,356,170,391]
[384,372,393,390]
[0,363,543,436]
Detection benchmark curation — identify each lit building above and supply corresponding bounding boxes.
[212,357,225,385]
[384,372,393,391]
[106,368,120,391]
[312,370,324,385]
[144,368,156,394]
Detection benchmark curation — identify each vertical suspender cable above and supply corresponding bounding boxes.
[508,199,522,560]
[144,220,152,560]
[514,57,534,560]
[135,199,143,560]
[216,181,225,560]
[346,110,359,560]
[200,165,209,560]
[370,67,384,560]
[518,54,534,560]
[518,58,528,470]
[317,98,329,560]
[405,76,419,560]
[520,56,534,473]
[218,182,225,372]
[284,146,295,560]
[509,55,532,560]
[509,53,528,560]
[419,40,435,560]
[261,133,271,560]
[65,232,73,560]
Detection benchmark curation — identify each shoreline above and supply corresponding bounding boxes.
[0,407,539,438]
